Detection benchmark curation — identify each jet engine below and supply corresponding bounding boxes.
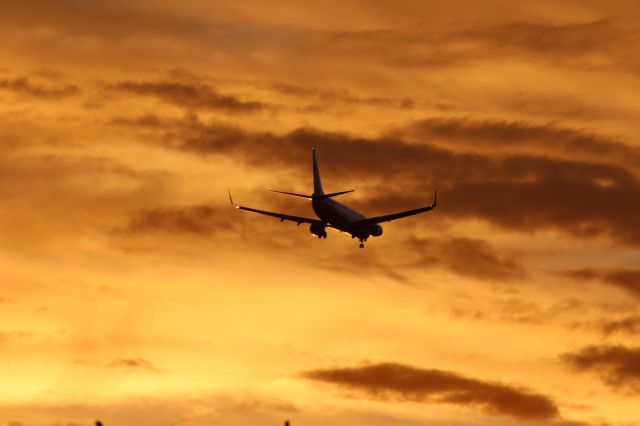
[309,222,327,238]
[369,224,383,237]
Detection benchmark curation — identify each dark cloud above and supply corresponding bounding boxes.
[601,315,640,336]
[121,113,638,183]
[441,178,640,246]
[562,269,640,298]
[127,204,232,236]
[562,345,640,392]
[404,117,640,171]
[113,114,640,247]
[602,270,640,297]
[111,81,266,113]
[0,77,79,99]
[303,363,560,421]
[108,358,160,372]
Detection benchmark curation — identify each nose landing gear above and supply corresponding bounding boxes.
[358,238,367,248]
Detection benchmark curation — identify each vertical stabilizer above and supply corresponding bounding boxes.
[312,148,324,195]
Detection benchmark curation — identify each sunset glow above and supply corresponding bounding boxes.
[1,2,640,425]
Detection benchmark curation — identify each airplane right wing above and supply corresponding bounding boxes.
[229,191,322,225]
[361,190,437,224]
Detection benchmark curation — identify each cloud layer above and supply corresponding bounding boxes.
[113,113,640,247]
[1,2,639,426]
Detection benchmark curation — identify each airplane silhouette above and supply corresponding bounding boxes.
[229,148,436,248]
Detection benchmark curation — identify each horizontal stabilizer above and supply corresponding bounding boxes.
[314,190,355,200]
[269,190,313,199]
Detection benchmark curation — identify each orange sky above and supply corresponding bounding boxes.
[1,1,640,426]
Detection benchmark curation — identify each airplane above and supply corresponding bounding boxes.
[228,148,436,248]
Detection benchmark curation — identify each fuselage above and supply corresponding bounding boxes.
[312,196,383,239]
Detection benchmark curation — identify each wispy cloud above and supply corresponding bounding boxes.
[601,315,640,336]
[108,358,160,373]
[111,81,267,113]
[0,77,79,99]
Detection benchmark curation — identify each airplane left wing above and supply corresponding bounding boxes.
[360,190,437,224]
[229,191,321,225]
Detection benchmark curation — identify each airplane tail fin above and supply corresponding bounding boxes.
[312,148,324,195]
[269,150,344,200]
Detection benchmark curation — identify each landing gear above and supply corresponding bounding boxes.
[351,233,369,248]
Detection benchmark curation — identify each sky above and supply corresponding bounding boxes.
[1,1,640,425]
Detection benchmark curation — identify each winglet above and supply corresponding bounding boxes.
[432,190,437,208]
[228,189,239,208]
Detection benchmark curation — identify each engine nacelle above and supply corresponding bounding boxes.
[369,224,383,237]
[310,222,327,238]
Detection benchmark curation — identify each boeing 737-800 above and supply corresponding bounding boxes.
[229,148,436,248]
